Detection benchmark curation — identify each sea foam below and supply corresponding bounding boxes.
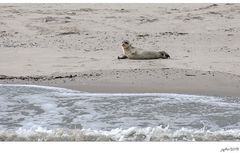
[0,84,240,141]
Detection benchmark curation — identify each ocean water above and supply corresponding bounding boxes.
[0,84,240,141]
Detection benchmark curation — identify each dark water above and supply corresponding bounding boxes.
[0,84,240,141]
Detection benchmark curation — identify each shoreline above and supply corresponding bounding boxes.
[1,68,240,97]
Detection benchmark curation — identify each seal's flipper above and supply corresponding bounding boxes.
[159,51,170,59]
[118,55,128,59]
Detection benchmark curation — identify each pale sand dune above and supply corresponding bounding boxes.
[0,3,240,96]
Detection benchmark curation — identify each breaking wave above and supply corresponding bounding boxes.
[0,84,240,141]
[1,126,240,141]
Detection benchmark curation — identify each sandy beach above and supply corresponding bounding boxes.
[0,3,240,97]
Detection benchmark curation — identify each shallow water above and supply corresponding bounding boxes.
[0,84,240,141]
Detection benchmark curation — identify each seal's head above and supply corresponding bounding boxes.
[122,40,131,49]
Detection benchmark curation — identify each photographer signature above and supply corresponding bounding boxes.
[220,147,239,152]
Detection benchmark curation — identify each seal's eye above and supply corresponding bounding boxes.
[125,42,129,45]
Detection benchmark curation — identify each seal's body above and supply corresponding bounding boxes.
[118,40,170,60]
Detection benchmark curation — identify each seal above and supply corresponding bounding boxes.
[118,40,170,59]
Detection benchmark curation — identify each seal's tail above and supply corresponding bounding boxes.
[159,51,170,59]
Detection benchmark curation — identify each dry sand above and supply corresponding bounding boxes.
[0,3,240,96]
